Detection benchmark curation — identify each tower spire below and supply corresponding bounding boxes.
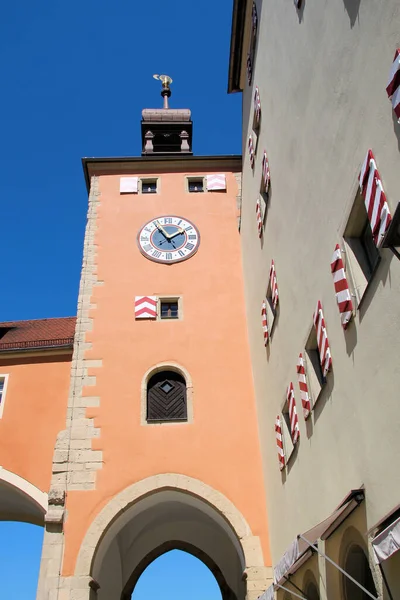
[153,74,173,109]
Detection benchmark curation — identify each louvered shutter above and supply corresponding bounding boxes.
[120,177,138,193]
[287,383,300,444]
[296,353,311,420]
[135,296,157,319]
[206,174,226,191]
[248,135,255,169]
[261,300,269,345]
[330,244,354,328]
[359,150,392,247]
[386,48,400,122]
[256,198,263,237]
[261,151,271,194]
[275,415,286,470]
[313,301,332,377]
[268,260,279,310]
[254,86,261,125]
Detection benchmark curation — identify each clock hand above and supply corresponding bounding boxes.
[168,229,184,240]
[155,221,171,239]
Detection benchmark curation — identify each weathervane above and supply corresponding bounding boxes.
[153,74,173,109]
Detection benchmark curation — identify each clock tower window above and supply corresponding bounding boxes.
[147,370,187,422]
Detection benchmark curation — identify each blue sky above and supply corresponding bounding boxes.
[1,0,241,322]
[0,0,240,597]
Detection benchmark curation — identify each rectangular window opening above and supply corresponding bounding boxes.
[0,375,9,418]
[141,179,158,194]
[304,327,325,406]
[343,189,380,306]
[160,301,179,320]
[188,178,204,193]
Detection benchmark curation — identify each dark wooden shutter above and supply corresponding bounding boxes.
[147,371,187,422]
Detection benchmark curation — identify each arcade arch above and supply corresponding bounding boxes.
[0,466,48,525]
[75,474,268,600]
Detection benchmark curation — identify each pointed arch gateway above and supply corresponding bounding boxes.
[75,474,270,600]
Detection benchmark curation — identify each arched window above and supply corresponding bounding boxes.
[343,544,377,600]
[147,370,187,422]
[305,581,320,600]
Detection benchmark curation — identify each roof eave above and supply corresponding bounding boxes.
[82,155,242,193]
[228,0,247,94]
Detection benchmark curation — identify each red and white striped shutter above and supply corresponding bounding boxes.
[262,150,271,193]
[206,174,226,191]
[287,383,300,444]
[134,296,157,319]
[261,300,269,345]
[120,177,138,193]
[313,301,332,377]
[296,353,311,420]
[256,198,263,238]
[269,260,279,310]
[330,244,354,329]
[275,415,286,470]
[359,150,392,247]
[248,135,255,169]
[254,86,261,124]
[386,48,400,122]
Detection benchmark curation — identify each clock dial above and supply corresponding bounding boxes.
[137,216,200,263]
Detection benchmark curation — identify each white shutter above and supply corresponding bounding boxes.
[120,177,138,193]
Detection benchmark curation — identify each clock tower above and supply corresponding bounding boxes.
[36,81,272,600]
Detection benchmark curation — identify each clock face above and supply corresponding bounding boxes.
[137,216,200,264]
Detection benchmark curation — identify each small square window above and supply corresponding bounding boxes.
[141,179,158,194]
[188,178,204,193]
[160,301,179,319]
[343,190,380,306]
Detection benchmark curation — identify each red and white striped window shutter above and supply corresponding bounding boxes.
[313,301,332,378]
[296,353,311,420]
[386,48,400,122]
[248,135,255,169]
[268,260,279,310]
[330,244,354,329]
[261,300,269,345]
[256,198,263,238]
[287,383,300,444]
[206,174,226,191]
[275,415,286,470]
[359,150,392,248]
[120,177,138,193]
[135,296,157,319]
[254,86,261,125]
[261,150,271,194]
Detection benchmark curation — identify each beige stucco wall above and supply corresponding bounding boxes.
[239,0,400,568]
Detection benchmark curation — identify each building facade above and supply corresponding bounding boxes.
[0,90,273,599]
[228,1,400,599]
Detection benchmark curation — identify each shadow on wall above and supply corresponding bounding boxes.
[343,0,361,28]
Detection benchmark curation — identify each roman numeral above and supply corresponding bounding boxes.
[178,250,185,257]
[143,244,152,252]
[164,217,172,224]
[185,243,194,250]
[188,235,197,240]
[144,227,152,233]
[166,252,172,260]
[140,236,149,242]
[185,226,192,231]
[152,250,161,258]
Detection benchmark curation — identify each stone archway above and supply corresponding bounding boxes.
[0,466,48,525]
[121,540,237,600]
[73,474,271,600]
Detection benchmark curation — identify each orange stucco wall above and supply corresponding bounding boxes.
[0,353,72,493]
[63,167,271,573]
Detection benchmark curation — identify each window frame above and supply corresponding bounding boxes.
[0,374,9,419]
[303,325,326,409]
[157,296,183,321]
[160,300,179,320]
[146,370,188,423]
[139,177,159,194]
[342,188,381,308]
[186,177,205,193]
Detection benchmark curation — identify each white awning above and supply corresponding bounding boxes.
[273,539,299,583]
[258,583,275,600]
[372,515,400,564]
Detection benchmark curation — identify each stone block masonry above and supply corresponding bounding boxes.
[37,175,103,599]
